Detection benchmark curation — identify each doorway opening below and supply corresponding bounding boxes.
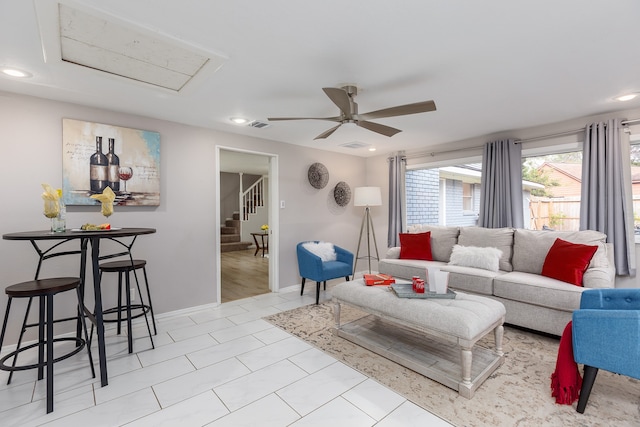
[216,147,279,303]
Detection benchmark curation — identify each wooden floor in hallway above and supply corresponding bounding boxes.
[221,248,269,302]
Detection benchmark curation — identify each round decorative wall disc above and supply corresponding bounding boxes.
[308,162,329,189]
[334,181,351,206]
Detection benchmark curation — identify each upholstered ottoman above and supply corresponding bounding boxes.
[331,279,506,398]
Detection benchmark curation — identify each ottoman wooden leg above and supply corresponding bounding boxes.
[461,347,473,386]
[494,325,504,356]
[333,301,341,330]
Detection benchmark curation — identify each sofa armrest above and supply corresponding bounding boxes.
[583,242,615,288]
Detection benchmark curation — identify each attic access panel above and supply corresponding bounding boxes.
[56,3,225,91]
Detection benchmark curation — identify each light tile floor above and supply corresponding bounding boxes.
[0,287,453,427]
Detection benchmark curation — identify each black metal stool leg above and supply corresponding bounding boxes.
[132,270,154,349]
[38,296,45,381]
[45,293,54,413]
[8,297,33,384]
[76,287,96,379]
[124,271,133,354]
[117,272,124,335]
[0,297,12,383]
[140,267,156,335]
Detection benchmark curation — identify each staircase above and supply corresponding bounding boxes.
[221,213,252,252]
[243,177,265,220]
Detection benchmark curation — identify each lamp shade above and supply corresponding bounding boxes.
[354,186,382,207]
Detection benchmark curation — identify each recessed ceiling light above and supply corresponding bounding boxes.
[1,68,32,78]
[230,117,249,125]
[614,93,639,102]
[369,147,377,152]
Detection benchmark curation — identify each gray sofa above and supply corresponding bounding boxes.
[378,225,616,336]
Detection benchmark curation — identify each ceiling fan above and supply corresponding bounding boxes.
[267,85,436,140]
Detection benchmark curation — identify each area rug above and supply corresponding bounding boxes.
[264,303,640,427]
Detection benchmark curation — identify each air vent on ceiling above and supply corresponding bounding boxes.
[339,141,371,149]
[248,121,270,129]
[48,2,226,92]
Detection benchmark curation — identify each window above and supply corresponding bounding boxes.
[406,150,583,231]
[462,183,473,212]
[522,151,582,231]
[405,164,481,227]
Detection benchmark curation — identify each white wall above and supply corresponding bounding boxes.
[0,91,366,343]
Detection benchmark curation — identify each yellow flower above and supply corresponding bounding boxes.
[90,187,116,217]
[261,224,269,231]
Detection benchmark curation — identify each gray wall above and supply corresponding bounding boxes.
[0,91,366,344]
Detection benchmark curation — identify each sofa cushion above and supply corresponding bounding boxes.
[378,258,447,281]
[493,271,584,312]
[399,232,432,260]
[440,265,503,296]
[512,229,607,275]
[541,238,598,286]
[448,245,503,272]
[457,227,514,271]
[406,224,459,262]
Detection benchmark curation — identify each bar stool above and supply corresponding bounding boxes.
[0,277,95,413]
[99,259,156,353]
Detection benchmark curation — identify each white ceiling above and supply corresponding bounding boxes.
[2,0,640,158]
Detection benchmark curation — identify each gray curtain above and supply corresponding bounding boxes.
[478,139,524,228]
[580,119,636,276]
[388,154,406,247]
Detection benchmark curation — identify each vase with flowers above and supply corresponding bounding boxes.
[260,224,269,232]
[41,183,62,232]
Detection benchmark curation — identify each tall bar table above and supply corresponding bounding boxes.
[3,227,156,387]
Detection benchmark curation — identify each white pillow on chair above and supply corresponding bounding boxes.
[302,242,337,262]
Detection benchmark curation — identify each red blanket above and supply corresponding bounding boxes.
[550,321,582,404]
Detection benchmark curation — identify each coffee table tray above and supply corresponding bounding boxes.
[391,283,456,299]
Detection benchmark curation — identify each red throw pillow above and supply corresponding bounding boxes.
[399,232,433,261]
[541,238,598,286]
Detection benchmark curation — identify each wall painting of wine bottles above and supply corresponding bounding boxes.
[61,118,160,206]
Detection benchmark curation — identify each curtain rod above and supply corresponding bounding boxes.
[406,117,640,159]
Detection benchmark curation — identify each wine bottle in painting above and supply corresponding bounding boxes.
[106,137,120,192]
[90,136,108,193]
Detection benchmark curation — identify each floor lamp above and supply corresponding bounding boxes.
[353,186,382,278]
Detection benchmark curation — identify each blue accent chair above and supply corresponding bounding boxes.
[296,242,353,304]
[572,288,640,413]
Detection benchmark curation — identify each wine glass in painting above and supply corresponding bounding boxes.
[118,166,133,194]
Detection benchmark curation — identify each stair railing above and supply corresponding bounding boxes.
[241,176,265,221]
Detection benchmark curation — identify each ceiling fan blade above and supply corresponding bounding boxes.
[359,100,436,120]
[267,116,341,122]
[322,87,353,117]
[357,120,402,137]
[314,124,342,140]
